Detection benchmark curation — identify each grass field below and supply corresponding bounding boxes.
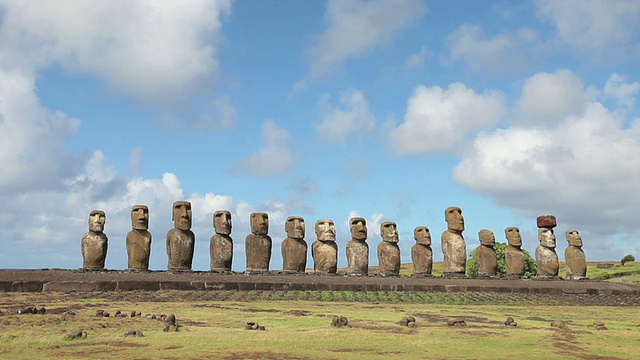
[0,262,638,359]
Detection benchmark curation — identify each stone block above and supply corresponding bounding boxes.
[537,214,557,228]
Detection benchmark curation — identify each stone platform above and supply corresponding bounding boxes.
[1,269,638,295]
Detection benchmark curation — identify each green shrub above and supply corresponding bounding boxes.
[621,254,635,265]
[466,242,536,278]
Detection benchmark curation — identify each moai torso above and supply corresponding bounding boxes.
[346,217,368,275]
[536,245,559,277]
[312,240,338,273]
[565,230,586,279]
[412,244,433,274]
[442,207,466,275]
[476,245,497,276]
[126,205,151,270]
[282,216,307,272]
[505,245,525,276]
[210,210,233,272]
[378,242,401,275]
[82,210,108,270]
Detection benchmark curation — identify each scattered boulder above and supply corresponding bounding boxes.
[447,318,466,327]
[398,316,417,327]
[593,321,607,330]
[504,317,517,326]
[124,330,144,337]
[331,316,349,328]
[245,321,265,330]
[65,330,87,340]
[165,314,176,324]
[18,306,45,315]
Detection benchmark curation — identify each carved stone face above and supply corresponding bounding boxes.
[538,227,556,248]
[131,205,148,231]
[479,229,495,246]
[445,206,464,232]
[250,212,269,235]
[315,219,336,241]
[172,201,192,230]
[414,226,431,245]
[214,210,232,235]
[285,216,305,239]
[505,227,522,246]
[566,230,582,247]
[380,221,399,243]
[88,210,106,233]
[349,217,367,241]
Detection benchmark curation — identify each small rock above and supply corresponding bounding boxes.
[504,317,517,326]
[65,330,87,340]
[124,330,144,337]
[407,322,417,328]
[163,324,178,332]
[398,316,409,326]
[447,318,466,327]
[38,307,46,314]
[551,320,568,329]
[258,326,266,330]
[593,321,607,330]
[165,314,176,324]
[406,316,416,323]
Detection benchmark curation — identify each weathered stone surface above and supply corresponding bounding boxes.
[441,207,466,275]
[346,217,368,275]
[246,212,272,272]
[210,210,233,271]
[282,216,307,272]
[126,205,151,270]
[82,210,108,270]
[166,201,195,271]
[412,226,433,275]
[505,227,525,276]
[565,230,587,280]
[537,214,557,228]
[312,219,337,273]
[476,229,497,276]
[536,226,559,278]
[378,222,400,276]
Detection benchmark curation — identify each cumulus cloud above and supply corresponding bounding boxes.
[447,24,538,75]
[515,69,590,125]
[604,73,640,108]
[304,0,426,82]
[535,0,640,55]
[315,89,375,143]
[388,83,505,155]
[233,120,296,177]
[0,0,233,111]
[453,70,640,241]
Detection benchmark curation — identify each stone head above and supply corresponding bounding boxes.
[479,229,495,246]
[504,227,521,246]
[88,210,106,233]
[380,221,399,243]
[172,201,192,231]
[250,212,269,235]
[315,219,336,242]
[213,210,232,235]
[414,226,431,245]
[538,227,556,248]
[131,205,149,231]
[285,216,305,239]
[445,206,464,232]
[565,229,582,247]
[349,217,367,241]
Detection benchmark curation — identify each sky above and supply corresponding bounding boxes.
[0,0,639,271]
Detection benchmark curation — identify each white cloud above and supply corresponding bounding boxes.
[604,73,640,108]
[0,0,232,108]
[404,46,431,69]
[448,24,538,74]
[315,89,375,143]
[233,120,296,177]
[535,0,640,54]
[305,0,426,81]
[388,83,505,155]
[515,69,589,125]
[453,71,640,240]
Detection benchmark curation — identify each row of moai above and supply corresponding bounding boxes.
[81,203,586,279]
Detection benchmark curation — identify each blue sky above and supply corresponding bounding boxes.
[1,0,639,271]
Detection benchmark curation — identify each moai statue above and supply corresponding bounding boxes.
[245,212,272,273]
[504,227,525,277]
[564,230,587,280]
[346,217,369,275]
[411,226,433,276]
[281,216,307,273]
[81,210,108,270]
[126,205,151,271]
[166,201,195,271]
[210,210,233,272]
[476,229,497,277]
[378,221,401,276]
[536,214,559,278]
[312,219,338,274]
[441,206,466,277]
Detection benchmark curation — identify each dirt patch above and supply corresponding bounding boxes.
[218,352,316,360]
[284,310,311,316]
